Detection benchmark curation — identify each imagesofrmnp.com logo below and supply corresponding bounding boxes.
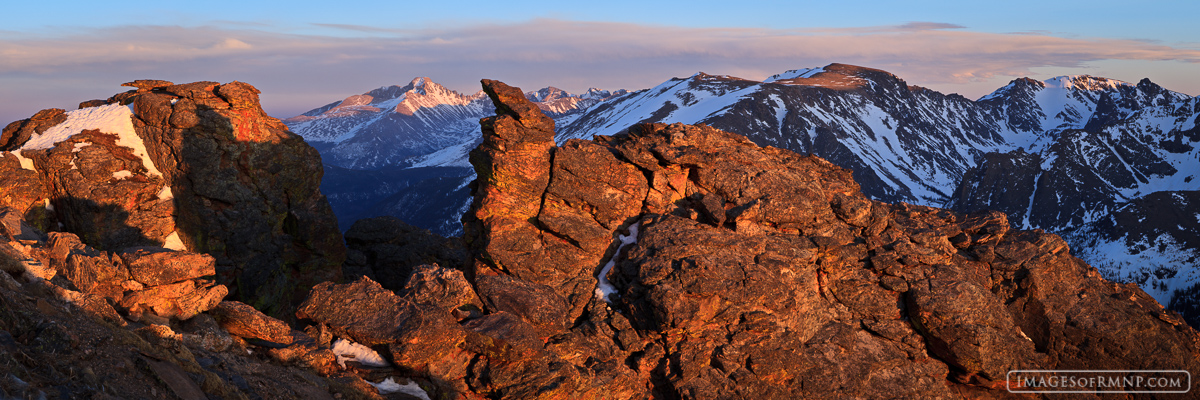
[1007,370,1191,393]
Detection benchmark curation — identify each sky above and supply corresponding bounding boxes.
[1,0,1197,123]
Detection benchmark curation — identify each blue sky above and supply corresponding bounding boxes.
[2,1,1197,122]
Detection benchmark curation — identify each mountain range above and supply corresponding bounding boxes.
[285,78,626,231]
[284,64,1200,327]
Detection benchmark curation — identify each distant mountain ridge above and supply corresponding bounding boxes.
[284,78,627,232]
[285,77,625,170]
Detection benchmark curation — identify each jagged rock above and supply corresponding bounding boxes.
[297,276,471,393]
[0,208,43,242]
[474,274,569,336]
[296,274,633,399]
[0,108,66,150]
[463,80,557,283]
[209,300,294,345]
[0,154,48,222]
[119,247,215,287]
[397,264,482,318]
[0,251,368,399]
[35,128,175,250]
[297,276,445,346]
[47,232,127,299]
[343,216,468,291]
[38,230,229,322]
[2,80,346,319]
[122,80,175,91]
[464,80,648,324]
[120,279,227,321]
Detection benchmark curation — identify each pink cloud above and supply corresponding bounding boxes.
[1,20,1197,123]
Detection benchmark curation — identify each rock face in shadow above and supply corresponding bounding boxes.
[342,216,468,291]
[296,79,1200,399]
[0,80,345,318]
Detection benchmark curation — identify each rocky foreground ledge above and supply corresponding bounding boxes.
[0,79,1197,399]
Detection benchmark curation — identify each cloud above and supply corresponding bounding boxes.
[1,19,1198,123]
[212,38,253,50]
[894,22,967,31]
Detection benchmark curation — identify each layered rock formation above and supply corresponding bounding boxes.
[298,80,1200,399]
[0,81,409,399]
[0,80,345,317]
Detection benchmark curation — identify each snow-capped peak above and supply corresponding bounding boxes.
[526,87,570,102]
[764,67,825,83]
[1043,75,1133,92]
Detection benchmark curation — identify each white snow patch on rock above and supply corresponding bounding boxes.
[331,338,389,368]
[112,170,133,180]
[764,67,825,83]
[368,377,431,399]
[157,186,174,202]
[162,231,186,251]
[596,222,640,303]
[9,150,36,171]
[21,104,162,177]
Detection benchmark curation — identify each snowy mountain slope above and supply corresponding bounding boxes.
[284,78,492,169]
[954,76,1200,322]
[285,78,624,170]
[559,64,1020,204]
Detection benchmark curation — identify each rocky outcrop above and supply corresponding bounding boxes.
[0,80,345,318]
[0,234,397,399]
[39,231,228,323]
[464,79,648,323]
[297,79,1200,399]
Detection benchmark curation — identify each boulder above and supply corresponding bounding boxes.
[397,263,482,318]
[208,300,294,345]
[119,247,215,287]
[120,279,227,321]
[1,80,346,319]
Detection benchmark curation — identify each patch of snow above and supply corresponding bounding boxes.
[157,186,174,202]
[43,199,53,212]
[20,104,162,177]
[112,170,133,180]
[596,222,640,303]
[162,231,186,251]
[368,377,431,400]
[764,67,824,83]
[9,150,36,171]
[72,142,91,152]
[407,138,477,169]
[331,338,389,368]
